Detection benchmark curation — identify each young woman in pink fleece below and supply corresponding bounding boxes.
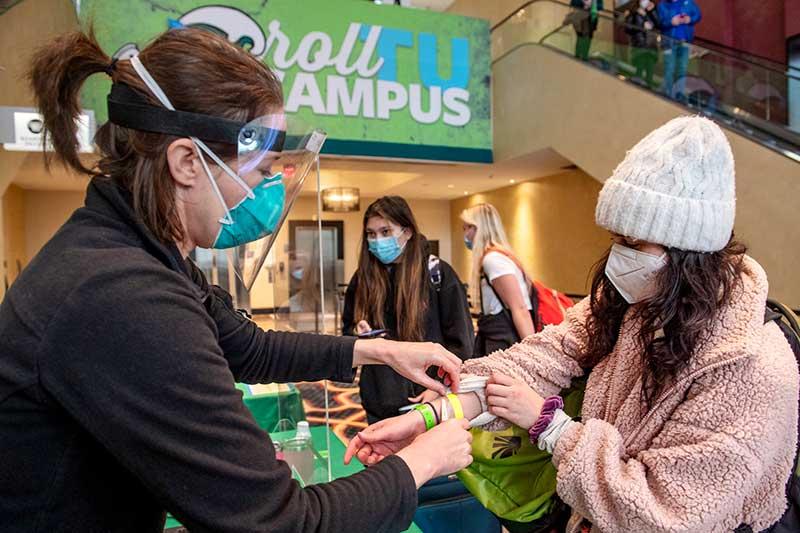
[346,116,800,532]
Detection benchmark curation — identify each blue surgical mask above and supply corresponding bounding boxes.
[291,268,304,280]
[464,237,474,250]
[368,235,405,264]
[212,173,285,249]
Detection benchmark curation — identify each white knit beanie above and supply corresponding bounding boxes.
[595,116,736,252]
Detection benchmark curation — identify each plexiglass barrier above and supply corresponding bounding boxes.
[168,162,340,530]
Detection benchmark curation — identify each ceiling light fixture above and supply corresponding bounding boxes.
[321,187,361,212]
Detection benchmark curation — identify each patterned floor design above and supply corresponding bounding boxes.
[295,376,367,442]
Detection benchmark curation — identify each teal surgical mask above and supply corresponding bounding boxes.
[291,267,304,280]
[464,237,474,250]
[210,172,286,249]
[368,235,405,264]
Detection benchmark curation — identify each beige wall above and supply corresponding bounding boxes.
[0,187,85,283]
[0,0,78,107]
[447,0,525,26]
[23,190,84,259]
[492,44,800,307]
[450,169,609,299]
[0,0,79,299]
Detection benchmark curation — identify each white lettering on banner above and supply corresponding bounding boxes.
[331,23,383,77]
[377,80,408,119]
[286,73,326,114]
[354,25,384,78]
[265,20,294,70]
[256,19,473,126]
[443,88,471,127]
[327,76,375,118]
[294,31,333,73]
[409,84,441,124]
[265,21,383,78]
[331,24,362,76]
[286,77,471,124]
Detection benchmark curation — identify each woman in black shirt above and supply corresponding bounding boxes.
[342,197,474,423]
[0,28,473,533]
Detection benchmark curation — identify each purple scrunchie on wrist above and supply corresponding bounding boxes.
[528,396,564,444]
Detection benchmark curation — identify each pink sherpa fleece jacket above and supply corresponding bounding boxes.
[463,256,799,532]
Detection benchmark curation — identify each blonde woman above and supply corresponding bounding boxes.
[462,204,535,355]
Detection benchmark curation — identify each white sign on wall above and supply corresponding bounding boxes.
[2,111,94,153]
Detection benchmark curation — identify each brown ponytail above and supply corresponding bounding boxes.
[28,29,110,175]
[27,27,283,244]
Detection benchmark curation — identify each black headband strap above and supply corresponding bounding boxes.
[104,58,118,76]
[107,83,245,145]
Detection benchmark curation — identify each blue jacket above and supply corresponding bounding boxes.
[658,0,702,42]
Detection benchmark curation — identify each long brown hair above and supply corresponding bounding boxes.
[580,236,748,406]
[27,27,282,244]
[461,203,531,308]
[353,197,429,342]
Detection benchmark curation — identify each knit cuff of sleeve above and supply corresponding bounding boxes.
[336,335,358,382]
[537,409,578,455]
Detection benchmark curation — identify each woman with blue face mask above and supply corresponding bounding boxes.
[0,28,475,533]
[342,197,474,424]
[462,203,536,357]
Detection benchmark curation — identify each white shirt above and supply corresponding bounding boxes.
[480,252,532,315]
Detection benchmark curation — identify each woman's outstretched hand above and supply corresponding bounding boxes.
[345,413,473,489]
[353,339,462,395]
[345,412,425,466]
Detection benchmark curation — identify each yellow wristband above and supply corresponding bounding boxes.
[446,393,464,420]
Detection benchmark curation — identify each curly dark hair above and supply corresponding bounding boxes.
[579,236,748,406]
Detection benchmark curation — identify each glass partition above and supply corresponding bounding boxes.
[184,158,340,498]
[491,0,800,161]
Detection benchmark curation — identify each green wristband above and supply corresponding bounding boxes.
[413,403,437,431]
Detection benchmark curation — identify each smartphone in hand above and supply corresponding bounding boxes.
[357,329,388,339]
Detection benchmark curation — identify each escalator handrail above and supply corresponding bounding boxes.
[694,36,800,75]
[491,0,612,32]
[491,0,800,82]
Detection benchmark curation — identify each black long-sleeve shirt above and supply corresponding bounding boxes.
[0,178,417,532]
[342,259,474,422]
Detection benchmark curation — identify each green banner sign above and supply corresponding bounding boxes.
[80,0,492,163]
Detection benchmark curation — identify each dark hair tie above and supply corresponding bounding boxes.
[104,58,118,76]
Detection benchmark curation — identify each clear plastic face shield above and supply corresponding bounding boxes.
[114,56,325,290]
[219,117,325,289]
